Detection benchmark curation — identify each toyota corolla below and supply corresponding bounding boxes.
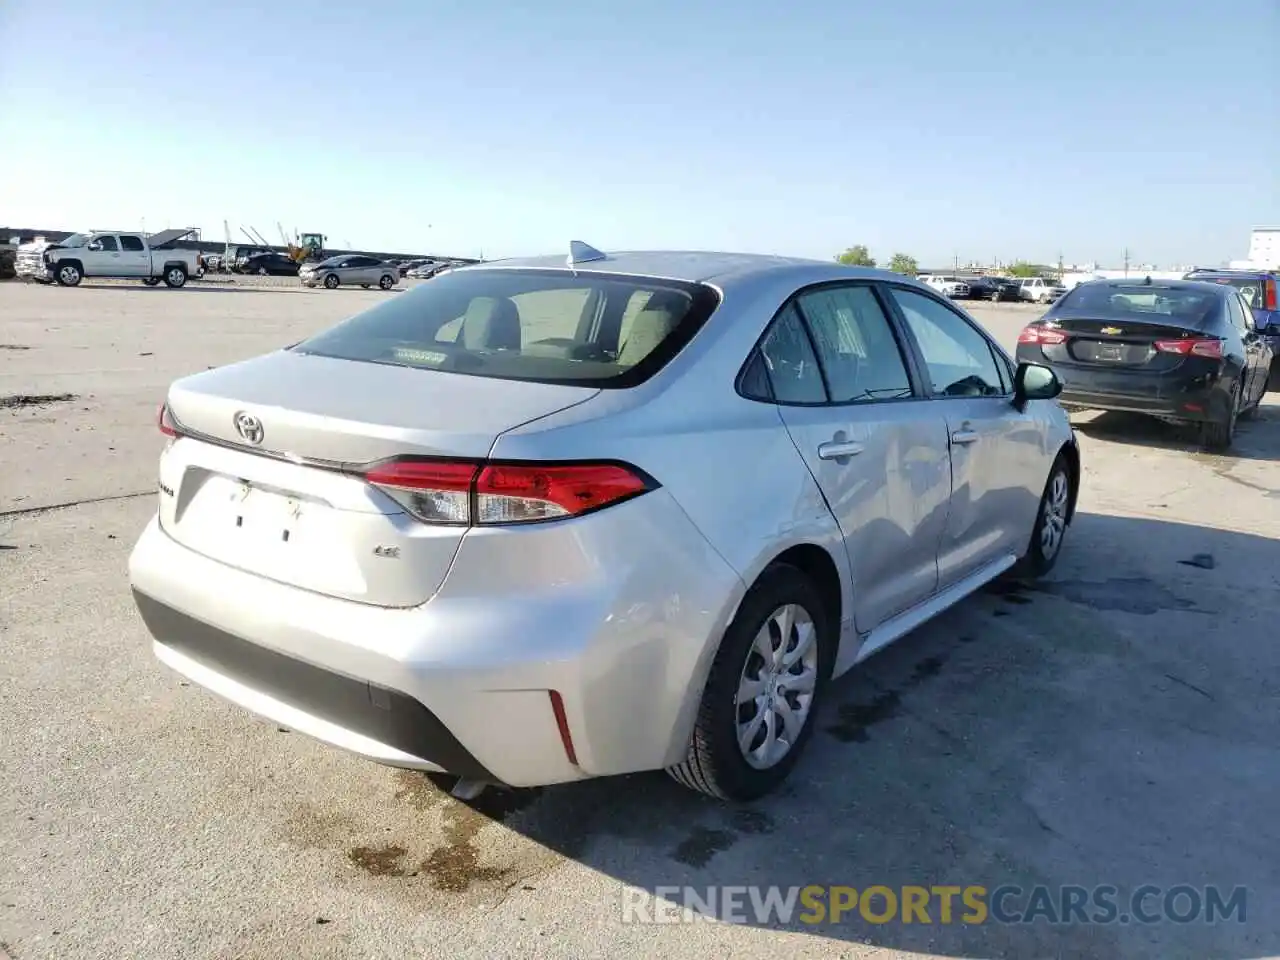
[129,243,1079,801]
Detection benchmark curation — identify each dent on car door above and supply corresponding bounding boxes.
[759,286,951,636]
[884,285,1044,588]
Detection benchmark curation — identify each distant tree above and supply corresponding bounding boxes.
[888,253,918,276]
[1007,261,1041,277]
[836,245,877,268]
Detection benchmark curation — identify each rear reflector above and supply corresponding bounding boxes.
[548,690,579,766]
[362,458,654,526]
[1154,338,1223,359]
[1017,325,1066,345]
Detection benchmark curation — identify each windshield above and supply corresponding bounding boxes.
[1058,284,1220,322]
[292,267,720,388]
[57,233,90,248]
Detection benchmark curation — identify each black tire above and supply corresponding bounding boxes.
[1198,381,1239,450]
[55,262,83,287]
[1011,453,1072,579]
[361,284,370,289]
[163,265,188,288]
[667,563,830,801]
[143,277,161,286]
[323,273,339,289]
[379,273,395,290]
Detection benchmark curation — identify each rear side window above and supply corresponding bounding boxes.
[120,235,144,252]
[293,267,719,388]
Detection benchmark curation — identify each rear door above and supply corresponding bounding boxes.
[1226,290,1266,406]
[117,234,150,276]
[763,284,952,631]
[883,285,1045,587]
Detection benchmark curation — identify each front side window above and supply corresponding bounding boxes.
[93,235,119,252]
[795,285,913,402]
[887,287,1004,397]
[293,267,718,387]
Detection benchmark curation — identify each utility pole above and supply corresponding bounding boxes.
[1057,252,1064,280]
[1123,248,1131,277]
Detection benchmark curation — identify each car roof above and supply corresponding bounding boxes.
[1185,267,1276,279]
[466,249,905,288]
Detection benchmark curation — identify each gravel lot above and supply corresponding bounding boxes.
[2,278,1279,960]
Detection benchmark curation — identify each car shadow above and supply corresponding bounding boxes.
[371,511,1280,958]
[1070,403,1280,463]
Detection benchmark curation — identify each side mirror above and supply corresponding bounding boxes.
[1013,361,1062,409]
[86,240,102,251]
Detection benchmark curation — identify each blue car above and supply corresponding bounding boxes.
[1183,267,1280,390]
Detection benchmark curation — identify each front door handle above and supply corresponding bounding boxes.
[818,440,864,460]
[950,428,979,445]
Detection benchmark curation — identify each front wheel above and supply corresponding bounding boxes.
[1012,454,1072,579]
[55,263,83,287]
[323,273,339,289]
[379,273,395,290]
[667,564,829,801]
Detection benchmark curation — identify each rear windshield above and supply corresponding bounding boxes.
[1190,276,1265,308]
[291,267,721,387]
[1057,284,1220,322]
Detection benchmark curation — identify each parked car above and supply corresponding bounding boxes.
[962,276,996,299]
[299,254,399,290]
[1017,277,1066,304]
[239,252,300,277]
[15,230,201,288]
[1183,267,1280,390]
[1015,278,1272,449]
[399,258,431,278]
[407,260,450,280]
[129,246,1079,802]
[920,274,971,298]
[987,277,1022,302]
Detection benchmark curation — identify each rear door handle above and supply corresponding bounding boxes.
[950,429,979,445]
[817,440,864,460]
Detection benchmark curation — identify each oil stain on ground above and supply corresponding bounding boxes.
[1,393,78,409]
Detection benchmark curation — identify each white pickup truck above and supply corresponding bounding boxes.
[15,229,203,288]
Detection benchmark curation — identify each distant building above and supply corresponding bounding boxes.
[1229,227,1280,270]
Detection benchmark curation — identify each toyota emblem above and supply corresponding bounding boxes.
[233,411,264,445]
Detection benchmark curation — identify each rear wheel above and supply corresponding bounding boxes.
[1012,454,1072,579]
[164,265,187,288]
[1198,382,1239,450]
[323,273,339,289]
[667,564,829,801]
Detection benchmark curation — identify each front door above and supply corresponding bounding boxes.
[883,285,1045,587]
[82,234,121,275]
[763,286,952,632]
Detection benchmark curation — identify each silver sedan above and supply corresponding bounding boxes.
[129,245,1078,801]
[299,254,399,290]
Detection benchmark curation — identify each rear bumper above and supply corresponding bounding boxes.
[127,489,744,787]
[1028,358,1226,420]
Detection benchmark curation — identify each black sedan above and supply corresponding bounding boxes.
[238,253,299,277]
[1015,278,1273,449]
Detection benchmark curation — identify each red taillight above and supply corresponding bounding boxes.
[362,459,652,525]
[157,403,179,438]
[1154,338,1223,359]
[1265,278,1277,312]
[1017,325,1066,345]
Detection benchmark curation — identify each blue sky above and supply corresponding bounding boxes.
[2,0,1276,266]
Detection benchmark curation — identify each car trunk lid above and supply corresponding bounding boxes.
[159,350,598,606]
[1036,316,1215,371]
